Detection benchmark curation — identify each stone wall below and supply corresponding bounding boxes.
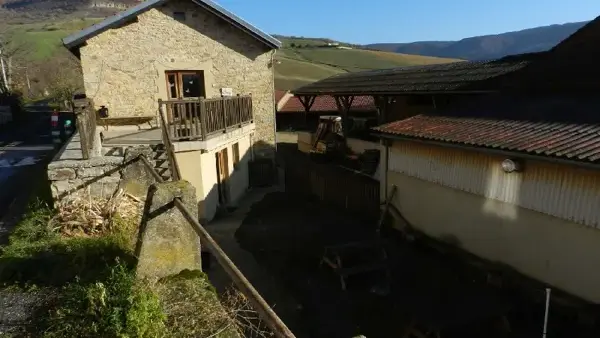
[79,0,276,157]
[48,156,124,201]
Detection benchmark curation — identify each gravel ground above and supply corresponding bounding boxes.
[0,288,58,336]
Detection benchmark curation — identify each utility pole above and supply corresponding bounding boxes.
[25,68,31,93]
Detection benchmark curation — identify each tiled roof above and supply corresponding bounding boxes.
[373,96,600,163]
[278,95,376,113]
[275,90,288,104]
[293,52,545,96]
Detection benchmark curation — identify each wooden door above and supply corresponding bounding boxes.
[215,148,230,205]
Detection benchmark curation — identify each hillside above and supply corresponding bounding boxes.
[1,0,135,15]
[274,37,459,90]
[2,18,461,90]
[367,21,589,60]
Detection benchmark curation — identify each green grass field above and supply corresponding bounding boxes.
[275,45,460,89]
[9,18,103,59]
[8,19,461,90]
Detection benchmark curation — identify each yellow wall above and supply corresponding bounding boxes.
[174,134,252,222]
[297,131,313,153]
[385,140,600,303]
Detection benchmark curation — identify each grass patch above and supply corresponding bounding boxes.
[156,270,242,338]
[0,202,137,286]
[42,263,166,338]
[0,197,253,337]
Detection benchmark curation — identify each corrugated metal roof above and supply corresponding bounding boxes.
[278,95,375,113]
[292,52,545,96]
[62,0,281,49]
[373,96,600,164]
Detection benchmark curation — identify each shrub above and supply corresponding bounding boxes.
[43,263,166,338]
[0,203,137,286]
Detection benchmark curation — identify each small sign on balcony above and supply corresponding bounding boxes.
[220,88,233,97]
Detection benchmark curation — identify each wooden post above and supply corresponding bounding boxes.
[222,99,227,133]
[237,94,242,126]
[158,99,163,129]
[375,96,393,125]
[334,95,354,141]
[199,97,207,141]
[298,95,315,130]
[76,110,90,160]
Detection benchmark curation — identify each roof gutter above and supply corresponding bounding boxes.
[373,132,600,172]
[291,90,498,96]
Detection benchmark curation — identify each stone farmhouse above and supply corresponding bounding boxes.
[60,0,281,221]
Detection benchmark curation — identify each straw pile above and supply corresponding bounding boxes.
[51,189,143,237]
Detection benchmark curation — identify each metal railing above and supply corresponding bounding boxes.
[74,98,97,159]
[159,95,253,141]
[136,155,295,338]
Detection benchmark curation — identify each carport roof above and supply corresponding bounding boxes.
[292,52,545,96]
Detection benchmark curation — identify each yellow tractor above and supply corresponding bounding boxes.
[311,115,344,155]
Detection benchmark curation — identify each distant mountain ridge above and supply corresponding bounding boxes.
[367,21,590,60]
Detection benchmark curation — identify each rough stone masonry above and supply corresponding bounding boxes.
[78,0,277,158]
[47,156,124,201]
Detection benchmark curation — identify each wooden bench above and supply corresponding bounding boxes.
[98,116,156,131]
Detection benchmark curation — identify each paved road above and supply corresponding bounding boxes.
[0,111,55,218]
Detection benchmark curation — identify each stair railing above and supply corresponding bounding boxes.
[158,100,182,181]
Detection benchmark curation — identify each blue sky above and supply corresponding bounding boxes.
[216,0,600,44]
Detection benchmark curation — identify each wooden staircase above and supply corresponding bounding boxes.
[150,144,172,181]
[102,144,173,181]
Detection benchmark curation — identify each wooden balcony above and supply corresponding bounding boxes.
[159,95,253,141]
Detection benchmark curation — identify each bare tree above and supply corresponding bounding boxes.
[0,18,29,93]
[39,50,84,109]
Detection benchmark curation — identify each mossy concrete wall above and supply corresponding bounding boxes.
[79,0,277,157]
[136,180,202,280]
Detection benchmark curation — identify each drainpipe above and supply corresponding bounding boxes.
[250,132,255,162]
[270,49,277,155]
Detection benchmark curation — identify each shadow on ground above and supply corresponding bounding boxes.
[233,190,598,338]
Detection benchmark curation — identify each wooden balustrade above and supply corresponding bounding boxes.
[159,95,253,141]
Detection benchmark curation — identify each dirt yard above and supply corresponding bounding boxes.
[234,191,597,338]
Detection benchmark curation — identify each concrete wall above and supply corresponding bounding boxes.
[346,137,381,154]
[79,0,276,157]
[174,132,251,222]
[383,140,600,303]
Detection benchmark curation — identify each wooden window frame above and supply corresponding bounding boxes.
[165,70,206,99]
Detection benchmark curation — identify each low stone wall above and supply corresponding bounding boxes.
[48,156,125,201]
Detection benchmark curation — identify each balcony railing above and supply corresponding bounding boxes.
[159,95,253,141]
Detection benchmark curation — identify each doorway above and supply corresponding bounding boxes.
[216,148,230,206]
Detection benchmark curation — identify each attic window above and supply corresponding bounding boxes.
[174,11,186,22]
